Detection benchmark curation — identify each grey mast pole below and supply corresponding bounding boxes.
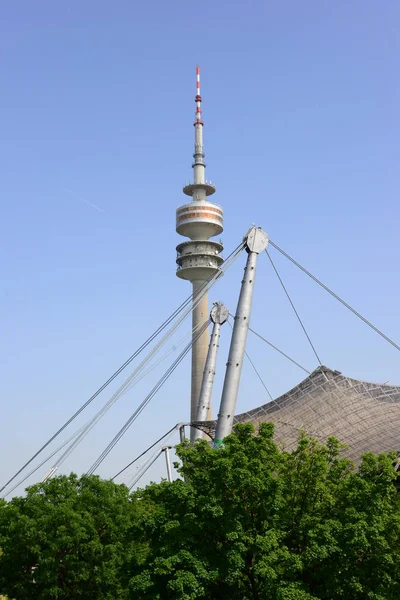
[193,302,229,440]
[214,227,269,447]
[162,446,173,482]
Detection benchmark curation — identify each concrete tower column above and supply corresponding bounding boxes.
[191,281,210,422]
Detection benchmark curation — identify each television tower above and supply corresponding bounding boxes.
[176,67,224,439]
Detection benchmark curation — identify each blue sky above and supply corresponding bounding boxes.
[1,0,399,494]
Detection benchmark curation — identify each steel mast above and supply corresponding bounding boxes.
[214,227,269,446]
[193,302,228,440]
[162,446,173,482]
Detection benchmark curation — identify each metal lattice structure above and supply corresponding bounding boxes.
[194,366,400,462]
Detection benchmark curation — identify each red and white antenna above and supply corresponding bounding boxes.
[195,65,203,125]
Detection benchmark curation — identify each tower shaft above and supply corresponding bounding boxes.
[191,282,210,422]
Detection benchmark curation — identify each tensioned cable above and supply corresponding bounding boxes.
[265,249,323,366]
[2,423,88,499]
[8,327,200,499]
[1,241,243,495]
[119,319,205,395]
[112,424,178,480]
[7,243,244,491]
[87,323,208,476]
[86,319,211,476]
[4,326,203,497]
[125,428,178,489]
[53,320,205,470]
[269,240,400,353]
[227,319,273,400]
[44,322,203,477]
[52,244,244,470]
[88,320,209,476]
[245,346,274,401]
[0,298,193,495]
[240,324,311,375]
[228,312,310,373]
[128,450,163,491]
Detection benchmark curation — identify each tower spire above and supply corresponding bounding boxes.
[192,66,206,191]
[195,65,203,125]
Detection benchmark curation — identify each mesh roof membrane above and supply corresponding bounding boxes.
[194,366,400,462]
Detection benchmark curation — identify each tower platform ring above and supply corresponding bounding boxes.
[176,265,223,281]
[176,253,224,269]
[176,201,224,238]
[176,239,223,255]
[176,219,223,238]
[183,182,216,196]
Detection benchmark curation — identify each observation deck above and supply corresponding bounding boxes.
[176,239,223,281]
[176,200,223,240]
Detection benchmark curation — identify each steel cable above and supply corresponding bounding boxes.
[0,296,193,494]
[2,424,87,498]
[265,249,323,366]
[239,320,311,374]
[8,326,202,499]
[227,318,273,400]
[39,321,204,479]
[86,320,211,475]
[269,240,400,353]
[128,450,163,491]
[125,428,178,489]
[52,243,244,470]
[112,424,178,481]
[1,241,244,495]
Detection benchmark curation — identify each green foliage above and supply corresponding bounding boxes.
[1,425,400,599]
[128,424,400,599]
[0,474,132,599]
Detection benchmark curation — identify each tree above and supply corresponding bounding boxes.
[0,474,132,600]
[1,425,399,599]
[128,423,400,599]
